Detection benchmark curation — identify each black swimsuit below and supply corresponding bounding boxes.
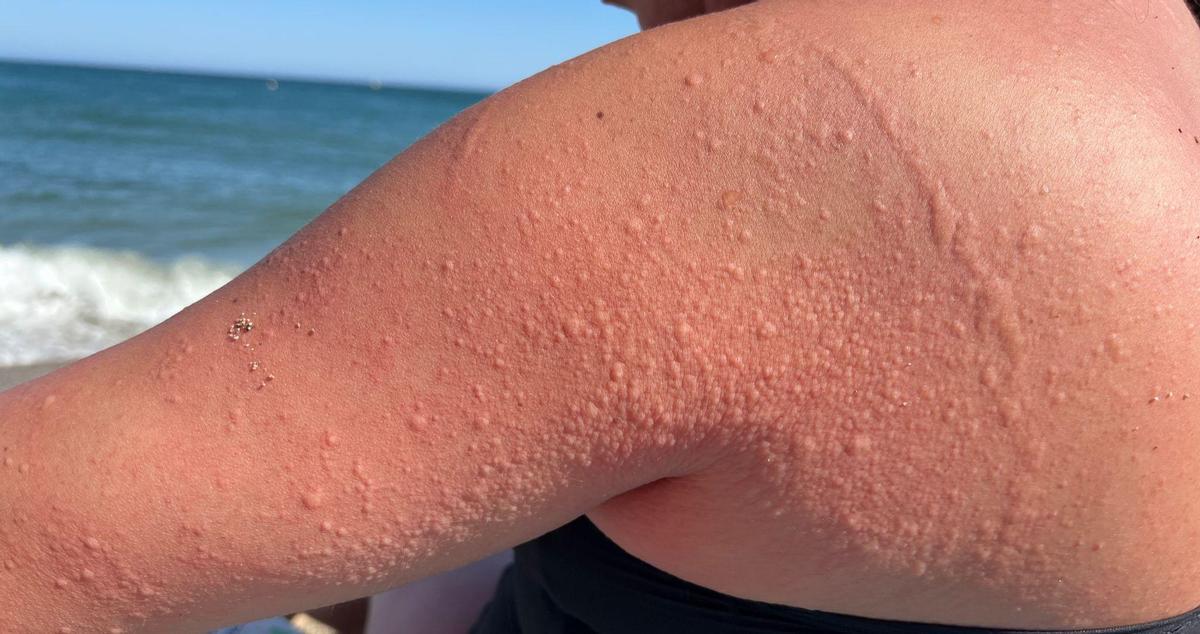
[471,515,1200,634]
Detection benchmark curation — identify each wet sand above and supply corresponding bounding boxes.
[0,362,69,391]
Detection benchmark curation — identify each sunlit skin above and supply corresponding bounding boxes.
[2,1,1199,631]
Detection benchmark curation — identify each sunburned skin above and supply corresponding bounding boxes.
[1,1,1199,632]
[589,1,1200,627]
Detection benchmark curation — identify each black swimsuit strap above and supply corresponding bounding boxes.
[471,515,1200,634]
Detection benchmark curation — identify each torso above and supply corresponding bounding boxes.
[585,1,1200,628]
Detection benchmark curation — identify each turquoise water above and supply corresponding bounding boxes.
[0,60,487,366]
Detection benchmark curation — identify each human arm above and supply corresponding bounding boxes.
[4,1,1200,631]
[0,29,730,632]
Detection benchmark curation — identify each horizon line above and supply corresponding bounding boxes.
[0,55,497,96]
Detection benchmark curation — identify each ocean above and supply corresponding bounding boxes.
[0,60,487,368]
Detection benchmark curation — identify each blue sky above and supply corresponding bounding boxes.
[0,1,639,91]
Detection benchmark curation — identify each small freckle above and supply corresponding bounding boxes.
[596,111,604,119]
[307,328,315,336]
[932,14,944,24]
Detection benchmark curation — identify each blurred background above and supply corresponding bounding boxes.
[0,1,636,631]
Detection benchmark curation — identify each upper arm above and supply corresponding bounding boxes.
[0,27,727,634]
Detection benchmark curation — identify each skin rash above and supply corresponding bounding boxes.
[1,1,1199,631]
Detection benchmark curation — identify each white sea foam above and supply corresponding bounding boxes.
[0,244,238,367]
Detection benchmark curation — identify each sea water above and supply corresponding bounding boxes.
[0,60,486,367]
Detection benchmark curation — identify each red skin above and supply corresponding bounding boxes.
[2,1,1199,631]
